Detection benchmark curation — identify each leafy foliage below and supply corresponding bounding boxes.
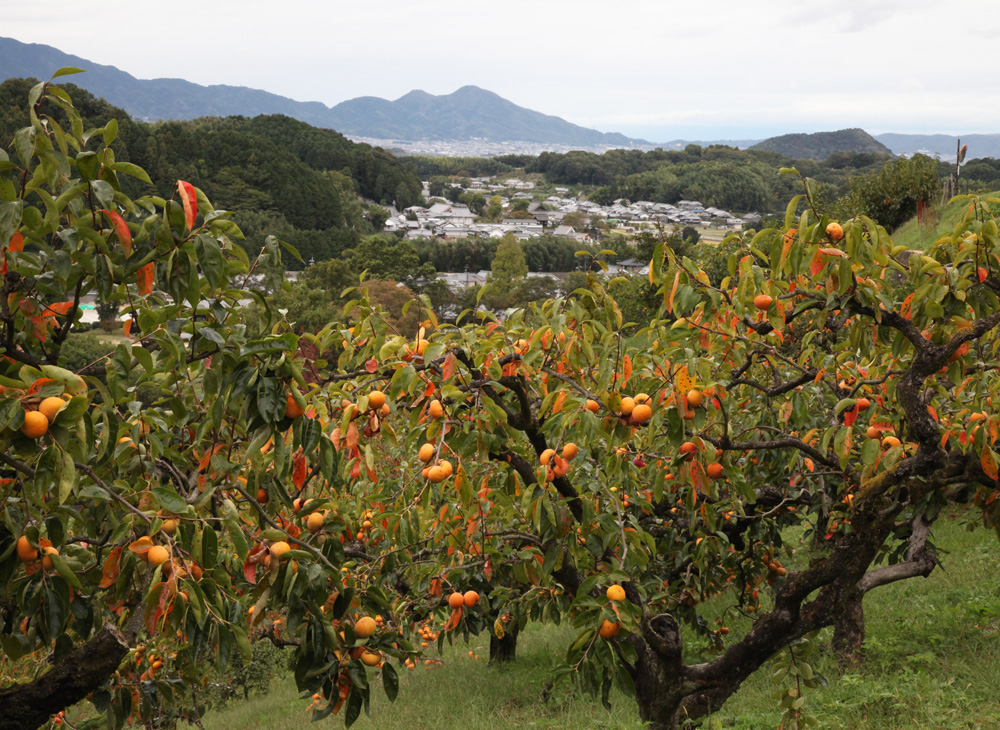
[837,154,942,232]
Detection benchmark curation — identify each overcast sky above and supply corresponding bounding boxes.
[7,0,1000,140]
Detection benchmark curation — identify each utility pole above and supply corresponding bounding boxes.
[945,139,968,202]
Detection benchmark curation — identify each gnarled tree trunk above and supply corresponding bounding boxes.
[0,623,132,730]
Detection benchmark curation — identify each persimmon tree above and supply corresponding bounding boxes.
[3,76,1000,730]
[0,75,365,730]
[304,175,1000,730]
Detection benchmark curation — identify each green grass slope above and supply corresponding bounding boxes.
[890,191,1000,250]
[203,513,1000,730]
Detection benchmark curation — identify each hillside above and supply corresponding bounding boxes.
[750,128,892,160]
[0,36,645,147]
[890,188,1000,250]
[0,77,424,267]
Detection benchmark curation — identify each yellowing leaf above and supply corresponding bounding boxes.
[666,271,680,314]
[982,448,998,481]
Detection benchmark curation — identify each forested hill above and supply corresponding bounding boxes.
[749,128,892,160]
[519,145,898,212]
[0,78,424,267]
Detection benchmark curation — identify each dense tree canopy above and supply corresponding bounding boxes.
[836,154,943,232]
[0,78,424,271]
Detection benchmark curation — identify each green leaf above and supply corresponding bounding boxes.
[76,151,99,181]
[861,438,879,465]
[51,67,86,79]
[58,449,75,505]
[344,687,363,728]
[223,499,249,560]
[152,487,188,514]
[109,161,152,185]
[232,625,252,661]
[784,195,802,230]
[382,661,399,701]
[202,527,218,569]
[103,119,118,146]
[49,552,83,591]
[834,398,857,416]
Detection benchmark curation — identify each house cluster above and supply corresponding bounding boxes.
[383,200,591,242]
[382,178,758,242]
[605,200,750,229]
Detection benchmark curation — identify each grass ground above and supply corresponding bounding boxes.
[890,190,1000,251]
[202,513,1000,730]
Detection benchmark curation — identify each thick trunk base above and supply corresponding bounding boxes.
[833,589,866,667]
[631,628,685,730]
[489,621,519,664]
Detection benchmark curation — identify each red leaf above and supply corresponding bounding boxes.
[7,231,23,253]
[128,539,154,557]
[809,250,828,277]
[444,606,464,632]
[100,209,132,255]
[137,262,155,295]
[197,444,226,473]
[979,267,989,283]
[144,583,165,635]
[177,180,197,232]
[43,301,75,317]
[27,378,58,395]
[345,422,359,449]
[29,316,48,342]
[843,404,859,427]
[442,352,458,380]
[900,293,914,320]
[292,452,308,490]
[804,458,815,473]
[99,547,123,588]
[244,559,258,585]
[365,358,378,374]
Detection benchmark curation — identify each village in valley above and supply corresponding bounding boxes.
[382,176,760,290]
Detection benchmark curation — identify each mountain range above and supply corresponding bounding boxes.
[0,36,644,148]
[2,35,997,160]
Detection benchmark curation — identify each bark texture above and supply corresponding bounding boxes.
[832,588,866,666]
[0,624,131,730]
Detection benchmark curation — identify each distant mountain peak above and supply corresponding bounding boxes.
[0,35,647,149]
[395,89,434,102]
[452,85,495,96]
